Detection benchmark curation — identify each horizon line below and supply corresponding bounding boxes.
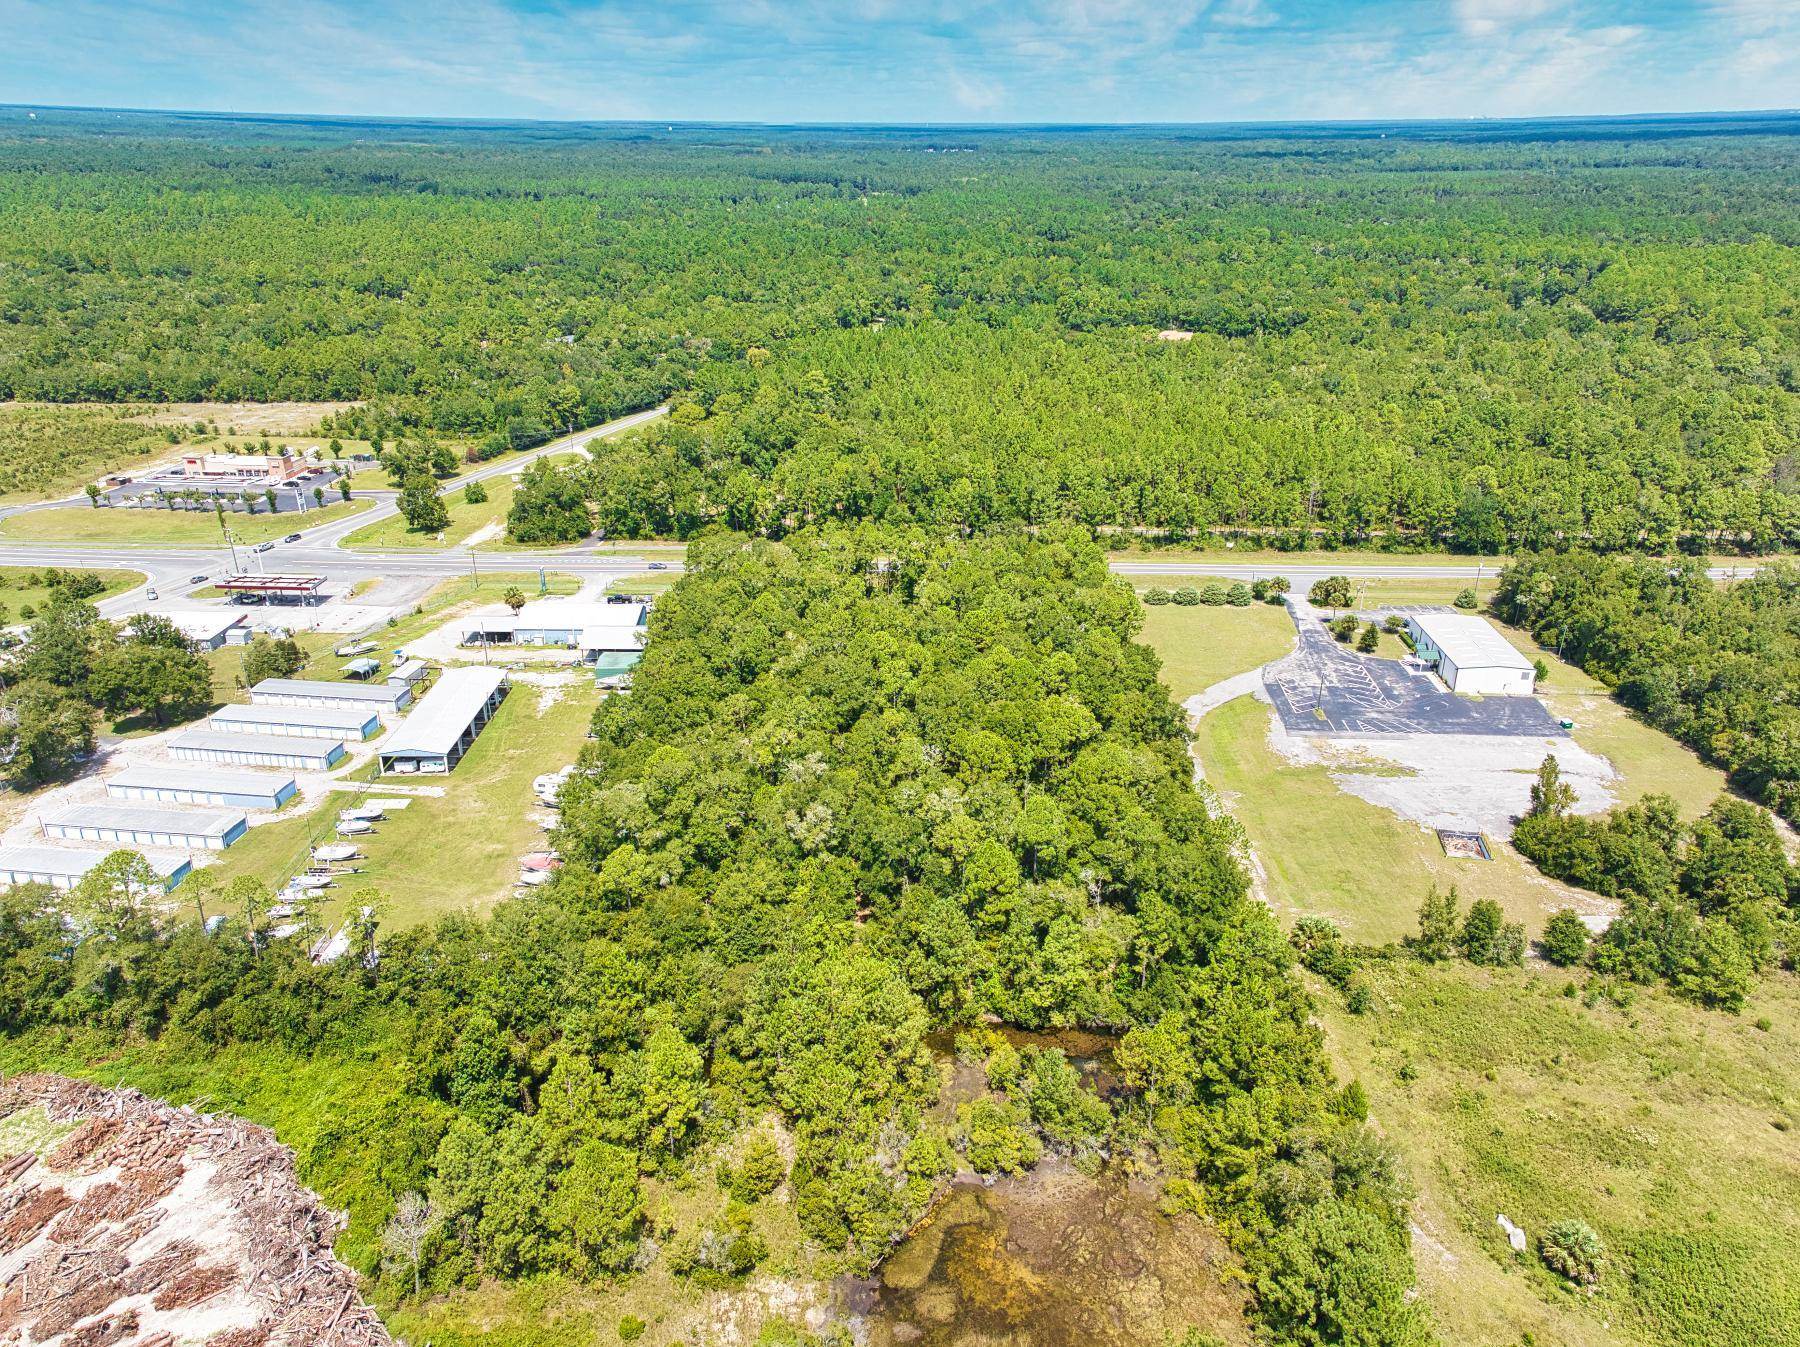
[7,102,1800,135]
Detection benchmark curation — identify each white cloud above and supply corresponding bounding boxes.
[1451,0,1561,38]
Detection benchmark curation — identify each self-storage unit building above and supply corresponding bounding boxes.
[0,845,192,893]
[209,703,380,741]
[40,804,248,852]
[106,763,298,810]
[168,729,347,771]
[248,677,412,718]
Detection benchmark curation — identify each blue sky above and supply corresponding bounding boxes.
[2,1,1795,124]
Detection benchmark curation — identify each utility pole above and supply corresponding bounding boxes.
[226,531,241,575]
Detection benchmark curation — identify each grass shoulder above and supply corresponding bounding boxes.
[0,498,373,547]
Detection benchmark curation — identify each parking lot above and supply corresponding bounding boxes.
[99,459,369,516]
[1265,609,1566,738]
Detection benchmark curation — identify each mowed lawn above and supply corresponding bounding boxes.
[202,683,598,929]
[0,498,372,546]
[1112,546,1508,572]
[1135,600,1296,702]
[0,565,140,615]
[1496,626,1729,818]
[1191,695,1588,941]
[1319,962,1800,1347]
[343,476,516,550]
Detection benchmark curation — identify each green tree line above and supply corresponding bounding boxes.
[0,527,1428,1345]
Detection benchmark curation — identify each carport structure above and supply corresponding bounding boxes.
[377,667,507,775]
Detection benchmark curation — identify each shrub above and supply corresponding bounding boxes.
[1329,613,1358,642]
[618,1315,647,1342]
[1356,622,1379,653]
[1539,910,1590,967]
[463,479,489,505]
[1460,899,1525,967]
[1533,657,1550,684]
[1407,886,1460,963]
[1454,588,1478,610]
[723,1133,787,1202]
[1199,583,1227,606]
[1171,586,1201,606]
[1308,575,1353,608]
[1226,582,1252,606]
[956,1098,1042,1174]
[1143,586,1171,605]
[1540,1218,1604,1286]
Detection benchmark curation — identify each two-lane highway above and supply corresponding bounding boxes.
[0,401,1759,621]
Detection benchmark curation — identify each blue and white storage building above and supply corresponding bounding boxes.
[40,803,248,852]
[210,703,379,741]
[248,677,412,718]
[107,763,298,810]
[168,729,347,771]
[0,845,191,893]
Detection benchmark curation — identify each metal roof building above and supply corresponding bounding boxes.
[210,703,380,741]
[464,600,649,648]
[388,658,428,687]
[378,668,508,775]
[41,803,248,852]
[0,845,191,893]
[107,763,298,810]
[248,677,412,717]
[160,610,251,650]
[169,729,347,771]
[1405,614,1538,697]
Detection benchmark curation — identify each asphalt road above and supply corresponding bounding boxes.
[0,406,672,616]
[0,403,1760,621]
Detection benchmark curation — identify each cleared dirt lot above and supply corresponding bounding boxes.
[126,401,361,434]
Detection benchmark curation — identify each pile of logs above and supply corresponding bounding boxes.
[0,1072,392,1347]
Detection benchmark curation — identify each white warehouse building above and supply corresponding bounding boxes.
[1405,613,1538,697]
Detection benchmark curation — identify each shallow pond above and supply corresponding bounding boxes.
[846,1163,1248,1347]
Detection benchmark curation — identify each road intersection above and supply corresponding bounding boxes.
[0,406,1758,620]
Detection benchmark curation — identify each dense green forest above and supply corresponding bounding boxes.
[4,111,1799,547]
[0,528,1422,1343]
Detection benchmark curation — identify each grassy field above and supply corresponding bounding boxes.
[0,498,372,546]
[202,683,597,928]
[0,565,141,617]
[1318,961,1800,1347]
[1140,604,1734,942]
[0,403,178,501]
[1137,592,1798,1345]
[1111,546,1507,572]
[1136,601,1296,702]
[343,477,516,550]
[1192,696,1585,941]
[1129,573,1494,609]
[1497,627,1728,818]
